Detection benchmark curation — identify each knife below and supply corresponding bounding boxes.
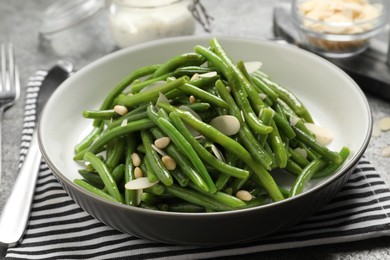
[0,61,73,247]
[273,4,390,101]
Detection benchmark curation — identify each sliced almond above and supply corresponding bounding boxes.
[120,119,128,127]
[379,117,390,132]
[125,177,158,190]
[209,115,241,136]
[381,146,390,157]
[304,122,334,145]
[156,92,170,105]
[190,73,200,81]
[372,121,381,137]
[244,61,263,74]
[289,115,301,127]
[198,71,217,78]
[294,147,308,159]
[151,144,167,156]
[211,144,225,162]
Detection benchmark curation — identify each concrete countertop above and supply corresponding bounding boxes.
[1,0,390,259]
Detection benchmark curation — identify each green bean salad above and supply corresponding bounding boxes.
[74,38,350,212]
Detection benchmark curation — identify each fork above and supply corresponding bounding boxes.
[0,43,20,185]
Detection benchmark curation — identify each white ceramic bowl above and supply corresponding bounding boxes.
[38,36,372,245]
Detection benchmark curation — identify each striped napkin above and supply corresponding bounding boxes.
[6,70,390,259]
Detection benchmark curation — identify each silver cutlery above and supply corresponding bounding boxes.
[0,43,20,185]
[0,60,73,247]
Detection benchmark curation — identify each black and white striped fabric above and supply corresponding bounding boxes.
[6,70,390,259]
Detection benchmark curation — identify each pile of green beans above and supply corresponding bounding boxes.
[73,38,350,212]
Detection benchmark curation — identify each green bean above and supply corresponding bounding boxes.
[263,141,278,169]
[140,130,173,186]
[171,169,190,187]
[143,148,160,183]
[214,80,272,169]
[173,66,214,77]
[153,53,206,78]
[159,102,284,202]
[250,75,279,102]
[144,183,165,195]
[230,175,251,194]
[194,45,228,75]
[108,103,149,127]
[124,134,138,206]
[130,72,173,93]
[188,183,246,208]
[82,109,117,120]
[210,38,266,115]
[157,116,215,192]
[255,73,306,115]
[74,125,102,154]
[288,146,310,168]
[178,83,229,108]
[293,126,342,164]
[77,170,104,189]
[240,196,268,208]
[84,152,123,203]
[285,159,303,176]
[141,192,159,205]
[167,203,205,212]
[139,202,158,210]
[312,147,350,179]
[215,151,238,191]
[273,112,296,139]
[276,98,313,136]
[150,126,209,192]
[289,158,328,197]
[74,179,119,203]
[105,137,125,170]
[189,74,220,89]
[258,107,275,146]
[268,120,288,168]
[94,64,159,126]
[227,68,273,134]
[88,118,154,154]
[108,111,148,129]
[183,102,210,112]
[165,184,233,211]
[168,111,249,179]
[116,76,188,108]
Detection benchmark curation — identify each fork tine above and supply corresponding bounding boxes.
[7,44,20,98]
[14,63,20,100]
[7,44,15,92]
[0,44,5,91]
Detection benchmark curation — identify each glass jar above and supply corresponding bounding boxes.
[39,0,115,60]
[107,0,196,48]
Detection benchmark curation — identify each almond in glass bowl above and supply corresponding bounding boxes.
[292,0,388,58]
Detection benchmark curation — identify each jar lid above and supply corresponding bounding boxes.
[40,0,105,35]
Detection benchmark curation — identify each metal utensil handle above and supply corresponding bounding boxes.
[0,132,41,246]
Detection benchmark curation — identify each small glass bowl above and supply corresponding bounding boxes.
[292,0,388,58]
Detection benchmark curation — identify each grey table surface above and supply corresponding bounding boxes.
[1,0,390,259]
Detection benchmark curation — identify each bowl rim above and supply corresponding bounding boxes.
[38,35,373,218]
